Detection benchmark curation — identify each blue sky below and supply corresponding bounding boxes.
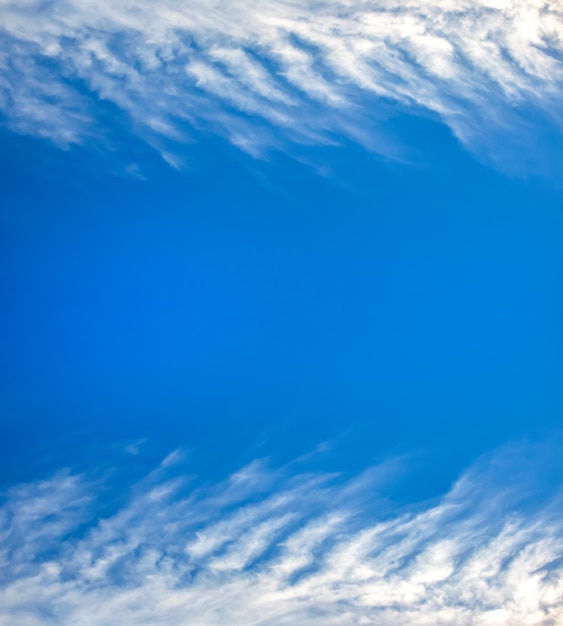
[1,1,563,624]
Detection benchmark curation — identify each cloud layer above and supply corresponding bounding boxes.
[1,443,562,625]
[1,0,562,168]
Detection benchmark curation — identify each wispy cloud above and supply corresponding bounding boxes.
[0,442,562,625]
[0,0,562,170]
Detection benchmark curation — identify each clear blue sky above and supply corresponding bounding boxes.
[2,120,562,485]
[1,2,562,623]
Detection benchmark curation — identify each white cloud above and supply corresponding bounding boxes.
[0,442,562,625]
[0,0,562,170]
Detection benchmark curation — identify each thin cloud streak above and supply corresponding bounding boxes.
[0,443,562,625]
[0,0,562,169]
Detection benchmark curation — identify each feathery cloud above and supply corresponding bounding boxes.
[0,442,562,625]
[0,0,562,170]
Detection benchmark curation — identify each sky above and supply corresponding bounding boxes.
[1,0,563,624]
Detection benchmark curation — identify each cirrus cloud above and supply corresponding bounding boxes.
[0,0,562,171]
[0,442,562,625]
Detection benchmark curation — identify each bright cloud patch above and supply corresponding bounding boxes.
[0,444,562,625]
[0,0,562,168]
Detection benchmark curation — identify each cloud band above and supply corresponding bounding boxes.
[1,0,562,169]
[0,443,562,625]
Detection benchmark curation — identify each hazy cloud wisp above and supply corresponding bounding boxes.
[0,443,562,625]
[0,0,562,169]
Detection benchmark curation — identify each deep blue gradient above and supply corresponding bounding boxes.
[1,116,562,495]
